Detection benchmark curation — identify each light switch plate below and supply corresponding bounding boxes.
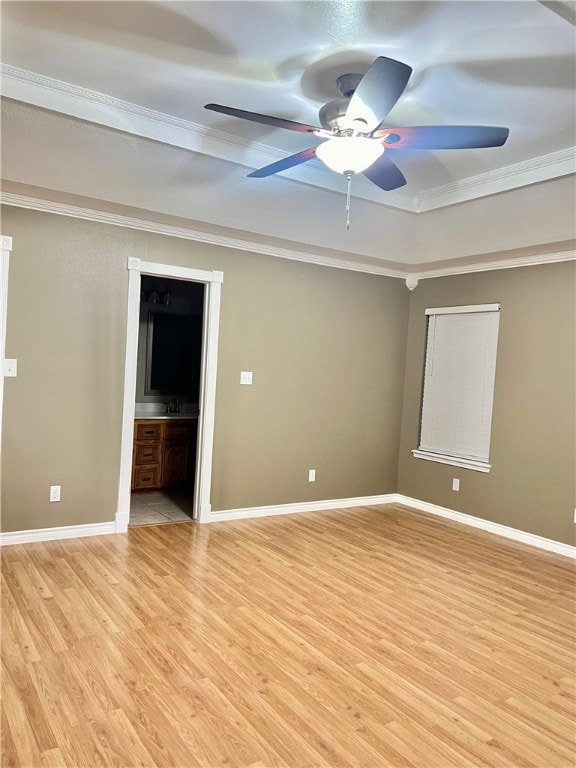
[240,371,253,385]
[3,359,17,377]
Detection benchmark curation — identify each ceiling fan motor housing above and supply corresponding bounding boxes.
[319,103,370,135]
[319,73,371,134]
[319,98,351,131]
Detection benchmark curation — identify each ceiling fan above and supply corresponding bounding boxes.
[205,55,509,194]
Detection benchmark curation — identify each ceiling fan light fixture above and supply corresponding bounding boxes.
[316,137,384,175]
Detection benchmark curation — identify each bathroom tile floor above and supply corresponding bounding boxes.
[129,491,194,526]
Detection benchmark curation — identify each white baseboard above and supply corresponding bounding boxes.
[2,494,573,559]
[115,511,130,534]
[0,496,394,542]
[0,520,117,546]
[209,494,398,522]
[396,495,576,559]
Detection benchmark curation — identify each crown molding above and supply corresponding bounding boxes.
[412,249,575,281]
[0,192,406,278]
[3,63,572,213]
[415,147,576,211]
[2,191,573,282]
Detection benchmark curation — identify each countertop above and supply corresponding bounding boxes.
[134,414,198,420]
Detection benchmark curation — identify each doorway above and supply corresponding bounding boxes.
[116,258,223,532]
[130,275,204,526]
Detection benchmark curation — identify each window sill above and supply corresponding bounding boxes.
[411,449,491,473]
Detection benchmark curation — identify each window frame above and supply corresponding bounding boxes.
[412,303,500,473]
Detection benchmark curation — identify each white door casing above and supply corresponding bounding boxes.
[116,257,222,531]
[0,236,14,508]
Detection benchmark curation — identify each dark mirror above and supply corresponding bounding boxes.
[145,311,201,399]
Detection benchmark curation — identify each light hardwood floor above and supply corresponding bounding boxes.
[2,504,575,767]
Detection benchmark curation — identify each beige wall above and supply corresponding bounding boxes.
[1,207,409,531]
[398,262,576,545]
[2,206,574,545]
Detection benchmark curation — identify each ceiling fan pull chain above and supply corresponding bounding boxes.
[345,172,352,230]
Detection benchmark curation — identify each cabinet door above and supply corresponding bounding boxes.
[133,467,162,490]
[135,422,163,440]
[162,442,190,488]
[134,443,161,465]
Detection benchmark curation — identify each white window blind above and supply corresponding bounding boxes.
[413,304,500,472]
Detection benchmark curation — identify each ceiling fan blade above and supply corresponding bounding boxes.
[373,125,509,149]
[248,147,318,178]
[345,57,412,133]
[363,154,407,191]
[205,103,321,133]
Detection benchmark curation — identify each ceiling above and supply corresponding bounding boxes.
[1,0,575,277]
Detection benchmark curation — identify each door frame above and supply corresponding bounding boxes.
[0,236,13,492]
[116,257,223,530]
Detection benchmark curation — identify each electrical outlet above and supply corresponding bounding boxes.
[240,371,253,385]
[308,469,316,482]
[3,359,17,377]
[49,485,61,502]
[452,478,460,492]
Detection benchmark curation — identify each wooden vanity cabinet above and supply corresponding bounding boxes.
[132,418,197,492]
[162,420,194,488]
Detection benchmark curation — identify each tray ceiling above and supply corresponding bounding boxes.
[1,1,575,274]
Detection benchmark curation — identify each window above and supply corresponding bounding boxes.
[412,304,500,473]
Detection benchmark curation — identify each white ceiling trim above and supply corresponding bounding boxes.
[2,192,573,284]
[0,191,407,278]
[416,147,576,211]
[3,63,573,214]
[412,249,575,283]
